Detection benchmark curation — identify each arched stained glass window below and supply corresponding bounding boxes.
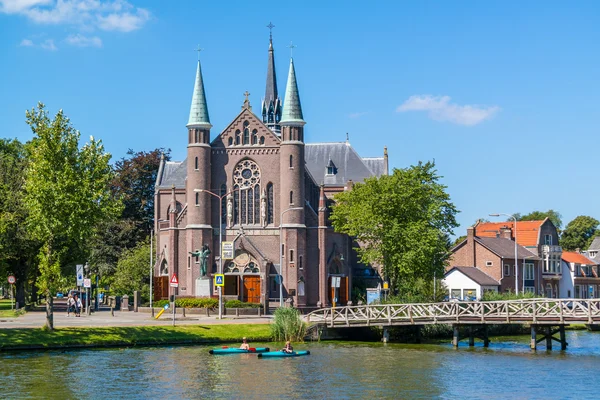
[235,130,241,145]
[232,160,261,226]
[243,121,250,145]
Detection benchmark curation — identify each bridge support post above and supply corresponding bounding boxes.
[468,326,475,347]
[530,325,537,350]
[382,328,389,343]
[482,325,489,348]
[452,325,460,348]
[546,326,553,350]
[415,326,421,344]
[559,325,567,350]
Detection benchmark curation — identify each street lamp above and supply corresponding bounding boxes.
[489,213,519,294]
[279,207,303,307]
[194,187,238,320]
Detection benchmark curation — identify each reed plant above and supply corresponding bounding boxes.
[270,307,306,342]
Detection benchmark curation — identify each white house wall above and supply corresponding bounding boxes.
[559,260,575,298]
[443,270,482,300]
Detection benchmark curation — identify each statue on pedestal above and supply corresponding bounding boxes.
[227,194,233,227]
[260,188,267,227]
[189,244,211,277]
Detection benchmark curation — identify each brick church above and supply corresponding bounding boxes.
[153,32,388,309]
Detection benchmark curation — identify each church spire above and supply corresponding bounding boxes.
[262,22,281,134]
[187,53,211,129]
[281,57,305,126]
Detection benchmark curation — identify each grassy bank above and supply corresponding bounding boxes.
[0,324,272,351]
[0,299,24,318]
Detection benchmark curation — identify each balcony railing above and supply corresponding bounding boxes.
[542,245,562,255]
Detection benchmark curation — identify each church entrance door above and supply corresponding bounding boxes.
[243,276,261,303]
[328,276,348,306]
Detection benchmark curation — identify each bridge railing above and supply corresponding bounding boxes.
[305,298,600,327]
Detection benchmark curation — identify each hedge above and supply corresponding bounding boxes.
[224,300,262,309]
[154,297,218,309]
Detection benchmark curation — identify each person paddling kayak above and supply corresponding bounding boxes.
[281,341,294,353]
[240,337,250,350]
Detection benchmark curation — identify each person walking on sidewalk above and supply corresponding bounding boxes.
[74,294,82,317]
[67,294,75,317]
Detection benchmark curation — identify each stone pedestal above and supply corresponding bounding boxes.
[195,278,212,297]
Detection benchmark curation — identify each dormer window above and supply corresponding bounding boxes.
[326,159,337,176]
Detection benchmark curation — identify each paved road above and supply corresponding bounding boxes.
[0,300,272,329]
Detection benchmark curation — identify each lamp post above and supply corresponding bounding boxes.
[194,188,238,320]
[279,207,303,307]
[150,228,154,317]
[490,213,519,294]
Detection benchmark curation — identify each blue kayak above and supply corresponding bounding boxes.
[209,347,270,355]
[258,350,310,358]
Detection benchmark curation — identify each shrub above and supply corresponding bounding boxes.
[153,297,218,309]
[224,300,262,308]
[482,290,537,302]
[270,307,306,342]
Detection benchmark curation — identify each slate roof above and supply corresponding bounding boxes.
[476,237,539,260]
[305,142,385,186]
[588,236,600,251]
[280,58,304,125]
[562,251,596,265]
[475,220,545,247]
[446,266,500,286]
[157,160,187,188]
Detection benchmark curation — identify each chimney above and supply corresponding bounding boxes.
[467,227,476,266]
[500,226,513,240]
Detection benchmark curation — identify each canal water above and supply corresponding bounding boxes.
[2,330,599,399]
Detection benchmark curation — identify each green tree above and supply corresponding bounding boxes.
[560,216,600,251]
[517,210,562,230]
[111,240,151,302]
[89,149,168,278]
[24,103,121,329]
[0,139,39,305]
[330,161,459,293]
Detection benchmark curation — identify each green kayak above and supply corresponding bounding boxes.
[258,350,310,358]
[209,347,270,355]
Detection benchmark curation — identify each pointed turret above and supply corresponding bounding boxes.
[262,32,282,134]
[281,58,305,127]
[187,60,211,129]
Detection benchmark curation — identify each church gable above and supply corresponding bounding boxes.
[211,108,280,148]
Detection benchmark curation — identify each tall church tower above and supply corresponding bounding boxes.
[261,27,282,135]
[186,56,213,295]
[280,57,307,306]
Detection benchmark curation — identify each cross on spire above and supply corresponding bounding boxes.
[244,91,250,101]
[195,44,203,61]
[267,22,275,40]
[287,41,297,58]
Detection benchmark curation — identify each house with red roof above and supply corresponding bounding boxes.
[560,251,599,299]
[449,218,561,296]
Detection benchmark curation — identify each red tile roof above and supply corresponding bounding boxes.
[475,220,544,247]
[562,251,596,265]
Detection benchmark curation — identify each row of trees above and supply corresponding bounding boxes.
[0,103,168,329]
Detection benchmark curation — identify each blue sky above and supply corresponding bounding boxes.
[1,0,599,236]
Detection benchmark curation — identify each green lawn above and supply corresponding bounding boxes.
[0,324,272,351]
[0,299,22,318]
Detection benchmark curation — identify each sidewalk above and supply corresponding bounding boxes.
[0,307,273,329]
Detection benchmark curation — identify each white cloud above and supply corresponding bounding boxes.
[97,8,149,32]
[349,111,369,119]
[397,95,500,126]
[0,0,150,31]
[0,0,51,13]
[19,38,34,46]
[40,38,57,50]
[65,33,101,47]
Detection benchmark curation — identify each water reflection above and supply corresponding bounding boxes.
[1,331,600,399]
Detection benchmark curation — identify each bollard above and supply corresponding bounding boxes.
[182,308,186,318]
[111,307,114,317]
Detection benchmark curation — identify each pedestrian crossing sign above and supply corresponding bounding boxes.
[214,274,225,287]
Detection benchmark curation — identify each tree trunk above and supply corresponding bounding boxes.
[45,292,54,330]
[16,280,26,309]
